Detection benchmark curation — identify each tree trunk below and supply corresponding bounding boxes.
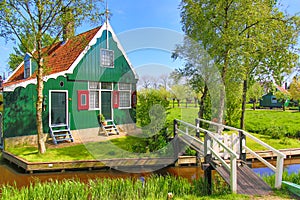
[198,84,208,119]
[252,100,256,110]
[240,79,248,130]
[216,48,229,133]
[36,26,46,153]
[282,100,286,111]
[36,62,46,154]
[217,86,225,133]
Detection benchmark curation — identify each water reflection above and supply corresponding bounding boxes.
[253,164,300,177]
[252,158,300,177]
[0,158,299,188]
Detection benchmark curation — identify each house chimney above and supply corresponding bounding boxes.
[62,8,75,42]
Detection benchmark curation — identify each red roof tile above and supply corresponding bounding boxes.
[4,26,101,87]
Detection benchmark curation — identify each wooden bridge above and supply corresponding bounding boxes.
[174,118,286,195]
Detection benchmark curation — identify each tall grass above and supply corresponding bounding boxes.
[0,175,231,200]
[264,171,300,188]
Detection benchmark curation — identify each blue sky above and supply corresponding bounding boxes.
[0,0,299,78]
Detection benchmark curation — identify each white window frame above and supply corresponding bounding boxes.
[118,83,131,109]
[88,82,100,110]
[100,49,114,68]
[88,82,114,110]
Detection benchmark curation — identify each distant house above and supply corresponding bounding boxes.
[259,85,289,108]
[259,93,283,108]
[2,21,138,146]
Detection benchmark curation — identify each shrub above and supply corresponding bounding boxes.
[262,126,287,139]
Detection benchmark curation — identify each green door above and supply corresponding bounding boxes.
[101,91,112,120]
[50,91,67,126]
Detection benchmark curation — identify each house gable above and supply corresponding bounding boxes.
[68,29,137,83]
[4,23,137,92]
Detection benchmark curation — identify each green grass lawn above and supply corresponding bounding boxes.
[6,136,170,162]
[168,107,300,150]
[6,106,300,162]
[245,109,300,136]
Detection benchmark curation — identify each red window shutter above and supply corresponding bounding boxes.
[131,91,137,108]
[113,90,119,109]
[77,90,89,110]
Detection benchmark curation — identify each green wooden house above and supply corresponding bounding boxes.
[259,92,283,108]
[2,22,138,145]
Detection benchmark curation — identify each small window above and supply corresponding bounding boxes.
[119,91,131,108]
[101,82,113,90]
[119,83,131,108]
[89,82,100,110]
[100,49,114,68]
[119,83,131,90]
[81,94,87,105]
[77,90,89,110]
[89,81,100,89]
[24,55,31,78]
[89,91,100,109]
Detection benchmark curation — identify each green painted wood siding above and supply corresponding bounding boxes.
[3,30,137,138]
[68,31,137,83]
[4,84,39,137]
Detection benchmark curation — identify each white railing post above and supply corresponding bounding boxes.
[195,118,200,138]
[230,156,237,193]
[275,155,285,189]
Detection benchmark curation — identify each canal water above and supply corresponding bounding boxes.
[0,158,299,188]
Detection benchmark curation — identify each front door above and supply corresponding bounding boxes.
[101,91,112,120]
[50,91,68,126]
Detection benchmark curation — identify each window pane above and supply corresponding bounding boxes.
[24,68,30,78]
[119,91,130,108]
[101,82,112,90]
[81,94,86,105]
[119,83,131,90]
[89,91,99,109]
[101,49,114,67]
[89,82,100,89]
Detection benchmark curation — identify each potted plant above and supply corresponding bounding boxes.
[98,114,107,126]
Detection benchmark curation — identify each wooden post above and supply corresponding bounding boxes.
[195,119,200,138]
[275,156,284,189]
[239,130,246,161]
[204,131,212,195]
[173,119,178,138]
[173,120,179,159]
[230,156,237,193]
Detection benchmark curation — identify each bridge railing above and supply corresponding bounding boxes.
[174,119,238,193]
[197,118,286,189]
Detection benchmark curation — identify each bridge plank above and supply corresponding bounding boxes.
[212,162,272,195]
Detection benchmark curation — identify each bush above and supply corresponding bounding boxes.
[264,126,286,139]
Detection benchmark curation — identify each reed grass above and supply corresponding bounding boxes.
[264,171,300,188]
[0,175,231,200]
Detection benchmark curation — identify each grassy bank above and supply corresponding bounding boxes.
[0,174,276,200]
